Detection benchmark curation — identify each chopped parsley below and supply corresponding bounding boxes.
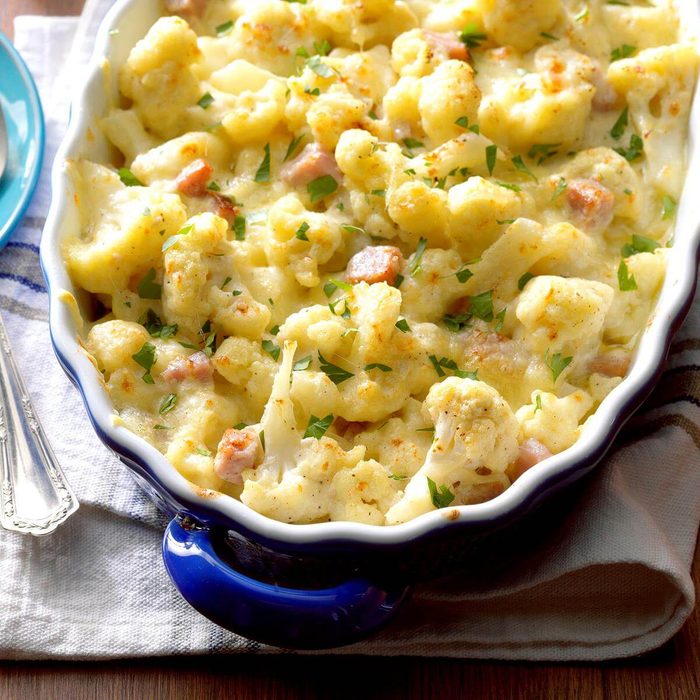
[551,177,568,201]
[323,278,352,297]
[535,394,543,412]
[162,223,193,252]
[308,175,338,202]
[497,218,515,225]
[221,276,232,289]
[455,116,480,133]
[511,155,537,180]
[365,363,392,372]
[159,393,178,415]
[270,325,281,336]
[262,339,280,361]
[545,350,572,383]
[132,342,156,384]
[370,189,386,197]
[284,134,305,162]
[395,319,411,333]
[194,447,211,457]
[142,309,177,339]
[460,23,487,48]
[304,86,320,96]
[318,352,354,384]
[254,143,271,183]
[307,56,334,78]
[233,423,249,430]
[428,354,446,377]
[496,182,521,192]
[621,234,660,257]
[392,273,405,289]
[233,215,246,241]
[197,92,214,109]
[662,195,677,220]
[403,137,425,150]
[389,473,409,480]
[468,290,494,321]
[540,32,558,41]
[293,356,312,371]
[215,20,233,36]
[610,44,636,62]
[153,424,170,430]
[486,144,497,176]
[304,414,334,439]
[614,134,644,162]
[617,259,638,291]
[137,268,162,300]
[341,224,365,235]
[527,143,561,164]
[610,106,628,140]
[118,167,143,187]
[427,477,455,508]
[295,221,310,241]
[409,237,427,277]
[518,272,535,290]
[455,264,475,283]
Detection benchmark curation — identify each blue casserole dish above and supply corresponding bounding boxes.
[40,0,700,649]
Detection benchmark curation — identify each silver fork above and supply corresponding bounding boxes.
[0,102,79,535]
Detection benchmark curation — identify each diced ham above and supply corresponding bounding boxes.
[424,31,469,61]
[346,246,403,286]
[214,428,261,484]
[566,178,615,233]
[164,0,207,16]
[589,351,631,378]
[161,351,213,383]
[281,143,341,188]
[511,438,552,480]
[448,297,471,317]
[176,159,213,197]
[211,193,238,224]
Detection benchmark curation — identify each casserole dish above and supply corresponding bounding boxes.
[41,0,700,649]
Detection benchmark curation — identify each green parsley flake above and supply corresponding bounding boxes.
[295,222,310,241]
[403,137,424,150]
[318,352,354,384]
[307,56,334,78]
[610,106,628,140]
[270,325,281,336]
[118,168,143,187]
[460,23,487,48]
[469,290,494,321]
[233,215,246,241]
[197,92,214,109]
[132,342,156,384]
[206,181,221,192]
[511,155,537,181]
[427,477,455,508]
[486,144,497,176]
[215,20,233,36]
[409,237,428,277]
[162,224,193,252]
[159,393,178,415]
[518,272,535,290]
[535,394,543,412]
[617,259,638,291]
[323,278,352,297]
[551,177,568,201]
[284,134,305,162]
[304,414,334,439]
[137,268,162,300]
[308,175,338,202]
[496,182,521,192]
[545,350,573,383]
[395,318,411,333]
[293,356,312,371]
[254,144,271,183]
[262,339,280,361]
[614,134,644,162]
[365,363,392,372]
[527,143,561,164]
[341,224,365,235]
[610,44,636,62]
[662,195,677,220]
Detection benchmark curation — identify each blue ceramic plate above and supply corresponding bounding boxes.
[0,31,44,250]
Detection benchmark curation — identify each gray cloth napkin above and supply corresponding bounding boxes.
[0,6,698,661]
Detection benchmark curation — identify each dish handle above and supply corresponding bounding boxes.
[162,516,412,650]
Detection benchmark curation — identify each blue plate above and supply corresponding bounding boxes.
[0,31,45,250]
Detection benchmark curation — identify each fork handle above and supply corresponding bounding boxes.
[0,313,78,535]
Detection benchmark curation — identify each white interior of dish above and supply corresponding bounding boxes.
[41,0,700,545]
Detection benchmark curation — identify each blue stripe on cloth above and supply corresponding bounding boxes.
[0,272,46,293]
[7,241,40,254]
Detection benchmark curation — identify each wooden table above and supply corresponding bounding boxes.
[1,2,699,697]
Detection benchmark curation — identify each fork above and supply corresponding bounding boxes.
[0,101,78,535]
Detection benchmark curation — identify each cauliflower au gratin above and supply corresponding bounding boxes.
[64,0,698,525]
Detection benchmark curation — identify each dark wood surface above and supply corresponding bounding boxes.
[1,2,700,697]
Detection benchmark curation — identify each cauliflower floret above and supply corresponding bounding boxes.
[607,43,699,196]
[266,194,344,287]
[212,337,278,416]
[381,76,423,135]
[448,176,525,259]
[65,161,187,296]
[478,0,560,52]
[387,180,451,248]
[516,390,594,454]
[307,88,370,151]
[119,17,201,140]
[419,60,481,145]
[604,249,668,343]
[602,2,679,52]
[385,377,519,524]
[100,109,157,165]
[478,46,595,151]
[515,276,614,362]
[86,320,150,375]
